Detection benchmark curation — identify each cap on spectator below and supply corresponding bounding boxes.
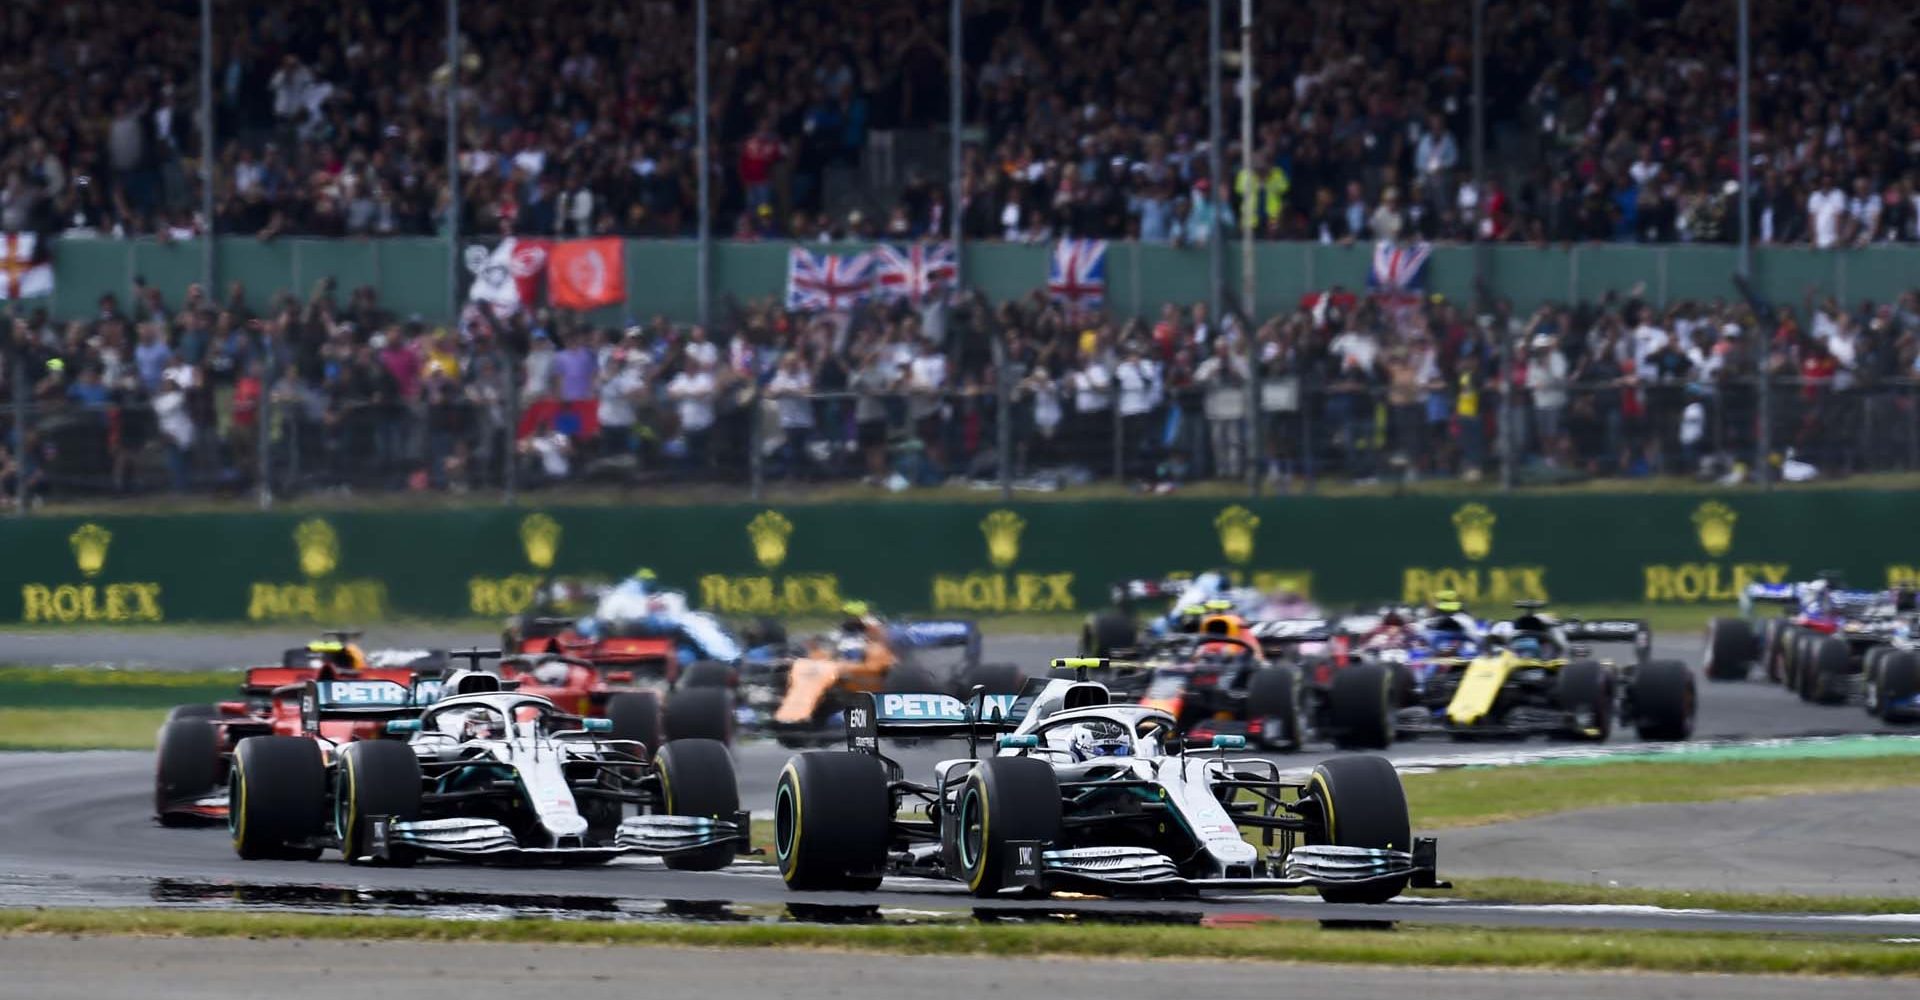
[369,333,388,349]
[1530,333,1554,349]
[623,326,644,339]
[1721,323,1743,338]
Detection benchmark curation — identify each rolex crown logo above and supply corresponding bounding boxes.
[1693,500,1737,558]
[981,510,1026,569]
[69,523,112,577]
[748,510,794,570]
[1214,505,1261,565]
[1452,503,1497,561]
[520,513,562,570]
[295,518,340,578]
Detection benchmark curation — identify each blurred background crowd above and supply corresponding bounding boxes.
[4,0,1920,503]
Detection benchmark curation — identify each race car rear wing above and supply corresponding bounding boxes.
[296,677,439,736]
[1245,618,1336,652]
[1561,619,1652,663]
[886,619,984,664]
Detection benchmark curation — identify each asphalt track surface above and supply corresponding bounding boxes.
[7,938,1916,1000]
[4,628,1919,934]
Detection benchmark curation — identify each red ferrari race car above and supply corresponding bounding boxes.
[152,634,448,825]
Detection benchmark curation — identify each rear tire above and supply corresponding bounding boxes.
[1553,660,1613,742]
[664,687,734,744]
[1704,618,1754,681]
[154,718,218,825]
[774,752,891,891]
[653,738,741,871]
[1328,663,1393,750]
[1807,637,1851,705]
[1630,660,1696,741]
[164,703,217,724]
[957,662,1025,696]
[1306,755,1412,904]
[678,661,733,689]
[1245,665,1305,752]
[1759,620,1788,683]
[229,736,325,861]
[955,757,1062,898]
[336,740,422,865]
[606,691,664,751]
[884,664,938,693]
[1081,609,1136,657]
[1876,653,1919,721]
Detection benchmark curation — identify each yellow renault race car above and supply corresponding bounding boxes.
[1330,601,1696,743]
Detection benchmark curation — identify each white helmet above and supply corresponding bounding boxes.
[1067,719,1132,761]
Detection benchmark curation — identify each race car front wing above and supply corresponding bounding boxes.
[361,811,749,864]
[994,838,1445,895]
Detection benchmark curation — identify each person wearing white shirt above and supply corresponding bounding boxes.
[596,355,648,456]
[1194,339,1248,478]
[1807,177,1848,248]
[683,326,720,368]
[1630,310,1670,373]
[907,341,950,475]
[153,371,195,492]
[665,359,718,471]
[1113,344,1162,475]
[767,353,816,478]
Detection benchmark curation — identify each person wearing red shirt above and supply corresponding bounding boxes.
[739,118,784,213]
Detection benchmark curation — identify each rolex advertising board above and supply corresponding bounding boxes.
[1,493,1916,624]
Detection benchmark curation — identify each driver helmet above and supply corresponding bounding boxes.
[1509,634,1543,659]
[1432,589,1464,614]
[839,600,872,634]
[458,707,501,741]
[1067,719,1132,761]
[532,657,573,686]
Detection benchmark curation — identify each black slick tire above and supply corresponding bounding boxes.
[606,691,664,751]
[1245,664,1305,752]
[954,756,1061,898]
[1553,660,1613,742]
[335,740,422,865]
[154,718,218,825]
[1306,755,1412,904]
[1630,660,1695,741]
[1328,662,1393,750]
[774,751,891,891]
[664,687,734,744]
[1704,618,1754,681]
[653,738,741,871]
[229,735,326,861]
[1081,609,1136,656]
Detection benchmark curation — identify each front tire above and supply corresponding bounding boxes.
[1306,755,1412,904]
[336,740,422,865]
[1329,662,1393,750]
[1806,636,1851,705]
[229,736,325,861]
[957,662,1026,697]
[1553,660,1613,742]
[1081,609,1136,657]
[955,757,1061,898]
[154,718,218,825]
[653,738,741,871]
[1704,618,1754,681]
[1629,660,1695,741]
[677,661,733,689]
[774,752,891,891]
[1874,652,1918,722]
[1246,665,1305,752]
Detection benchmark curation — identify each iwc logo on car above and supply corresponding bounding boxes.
[1401,503,1547,606]
[469,512,563,616]
[698,510,841,615]
[932,509,1075,613]
[19,522,164,623]
[247,518,389,622]
[1642,500,1788,602]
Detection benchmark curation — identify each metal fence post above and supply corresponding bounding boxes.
[993,329,1011,500]
[503,349,519,503]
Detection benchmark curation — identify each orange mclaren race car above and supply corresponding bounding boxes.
[737,602,1021,747]
[152,633,447,825]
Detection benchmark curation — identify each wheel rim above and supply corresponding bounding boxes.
[773,782,797,863]
[958,785,984,871]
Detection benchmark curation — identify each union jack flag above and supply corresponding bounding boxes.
[786,247,875,312]
[1047,238,1107,308]
[1367,241,1433,296]
[873,241,957,305]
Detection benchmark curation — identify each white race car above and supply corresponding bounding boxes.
[226,667,746,867]
[772,658,1444,901]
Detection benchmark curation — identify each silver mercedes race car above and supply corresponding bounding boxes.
[772,658,1445,902]
[226,661,747,867]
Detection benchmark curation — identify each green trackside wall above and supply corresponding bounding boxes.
[45,237,1920,326]
[4,494,1919,626]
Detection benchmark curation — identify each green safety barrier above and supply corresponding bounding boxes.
[44,236,1920,325]
[3,493,1917,625]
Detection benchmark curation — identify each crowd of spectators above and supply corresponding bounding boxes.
[9,270,1920,504]
[4,1,1919,249]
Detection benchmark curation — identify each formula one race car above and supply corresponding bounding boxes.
[154,634,449,825]
[771,659,1446,902]
[1080,572,1323,656]
[226,665,746,867]
[1707,578,1918,709]
[1327,602,1694,745]
[738,603,1021,746]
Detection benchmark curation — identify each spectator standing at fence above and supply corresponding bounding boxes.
[596,344,648,460]
[1195,337,1248,480]
[153,370,193,492]
[666,357,718,473]
[1069,338,1113,469]
[1114,341,1162,476]
[1526,331,1570,465]
[1414,114,1459,215]
[1807,175,1848,249]
[907,337,949,480]
[767,350,817,479]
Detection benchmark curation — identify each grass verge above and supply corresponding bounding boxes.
[1430,878,1920,916]
[1403,753,1920,830]
[1,908,1916,975]
[0,708,170,751]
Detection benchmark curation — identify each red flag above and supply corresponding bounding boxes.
[547,238,626,310]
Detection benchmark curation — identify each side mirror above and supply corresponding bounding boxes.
[1210,734,1247,750]
[385,719,422,735]
[996,734,1039,750]
[582,717,614,734]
